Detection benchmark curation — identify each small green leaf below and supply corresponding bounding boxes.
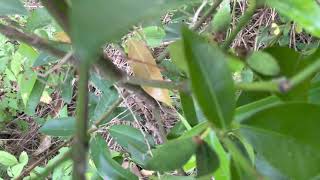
[7,163,24,178]
[0,0,27,15]
[145,137,198,171]
[90,135,138,180]
[19,151,28,166]
[0,151,18,166]
[40,117,75,136]
[26,78,47,115]
[169,40,189,74]
[160,174,195,180]
[142,26,165,48]
[264,0,320,37]
[182,27,235,129]
[211,0,231,33]
[247,51,280,76]
[163,23,182,42]
[240,103,320,179]
[61,75,73,104]
[92,88,118,121]
[196,142,220,177]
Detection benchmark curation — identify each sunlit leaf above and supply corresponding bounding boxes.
[264,0,320,37]
[127,39,172,106]
[0,151,18,166]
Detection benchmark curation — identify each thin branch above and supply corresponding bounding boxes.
[192,0,223,30]
[191,0,208,27]
[72,62,90,180]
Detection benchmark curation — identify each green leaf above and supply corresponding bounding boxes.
[169,40,189,74]
[61,75,73,104]
[108,125,154,165]
[159,174,195,180]
[26,8,53,31]
[71,0,192,60]
[264,0,320,37]
[0,0,27,15]
[235,96,282,123]
[196,141,220,177]
[163,23,182,42]
[7,163,24,178]
[90,135,138,180]
[19,151,28,166]
[181,122,209,139]
[180,91,198,127]
[142,26,165,48]
[92,88,118,121]
[145,137,198,171]
[240,103,320,179]
[33,53,58,67]
[206,132,231,180]
[247,51,280,76]
[211,0,231,33]
[0,151,18,166]
[181,27,235,129]
[40,117,75,136]
[25,78,47,115]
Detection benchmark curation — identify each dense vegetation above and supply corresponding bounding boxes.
[0,0,320,179]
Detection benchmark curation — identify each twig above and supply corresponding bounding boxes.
[191,0,208,27]
[222,0,257,49]
[37,51,73,78]
[72,62,90,180]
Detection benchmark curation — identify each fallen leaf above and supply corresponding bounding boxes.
[54,32,71,43]
[127,39,172,106]
[33,135,52,156]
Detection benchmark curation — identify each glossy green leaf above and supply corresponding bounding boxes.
[240,103,320,179]
[264,0,320,37]
[196,141,220,177]
[182,27,235,129]
[0,151,18,166]
[211,0,231,33]
[145,137,198,171]
[90,135,138,180]
[247,51,280,76]
[180,91,198,127]
[40,117,75,136]
[71,0,193,60]
[25,78,47,115]
[181,122,209,139]
[0,0,27,15]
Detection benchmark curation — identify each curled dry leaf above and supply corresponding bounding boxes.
[127,39,172,106]
[33,135,52,156]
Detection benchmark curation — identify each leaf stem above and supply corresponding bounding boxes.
[221,0,256,50]
[72,62,90,180]
[235,81,280,92]
[289,58,320,88]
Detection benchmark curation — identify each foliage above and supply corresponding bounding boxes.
[0,0,320,179]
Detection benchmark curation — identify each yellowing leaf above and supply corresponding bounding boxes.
[127,40,172,106]
[54,32,71,43]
